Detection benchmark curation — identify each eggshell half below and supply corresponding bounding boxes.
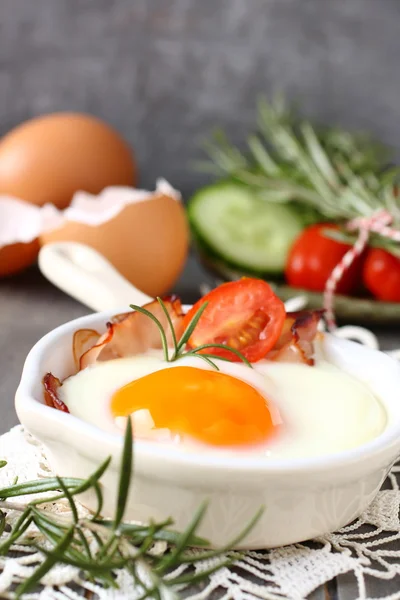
[40,193,189,297]
[0,112,137,209]
[0,238,40,277]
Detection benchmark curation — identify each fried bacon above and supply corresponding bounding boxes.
[79,297,185,370]
[267,310,324,366]
[72,329,100,370]
[42,373,69,413]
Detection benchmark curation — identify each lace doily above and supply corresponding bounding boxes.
[1,426,400,600]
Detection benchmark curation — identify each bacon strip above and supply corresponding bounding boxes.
[267,310,324,365]
[42,373,69,413]
[73,329,100,370]
[79,297,185,370]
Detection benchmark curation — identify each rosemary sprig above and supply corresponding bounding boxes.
[130,298,252,370]
[0,423,262,597]
[199,95,400,251]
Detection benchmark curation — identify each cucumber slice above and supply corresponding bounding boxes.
[188,182,304,274]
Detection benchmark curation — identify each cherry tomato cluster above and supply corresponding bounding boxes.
[285,224,400,303]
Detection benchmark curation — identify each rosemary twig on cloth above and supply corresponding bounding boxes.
[0,421,261,598]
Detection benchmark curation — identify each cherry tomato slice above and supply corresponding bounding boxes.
[183,279,286,362]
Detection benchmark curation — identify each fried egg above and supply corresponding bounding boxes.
[58,354,386,458]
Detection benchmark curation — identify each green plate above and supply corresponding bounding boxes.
[196,247,400,325]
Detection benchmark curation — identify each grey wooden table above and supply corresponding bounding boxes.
[0,253,399,600]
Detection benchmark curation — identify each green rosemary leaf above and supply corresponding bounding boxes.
[99,520,208,547]
[114,418,133,528]
[322,227,357,245]
[205,130,248,172]
[29,518,65,545]
[0,477,83,498]
[76,526,92,559]
[15,526,75,597]
[157,297,178,357]
[90,530,116,565]
[175,302,209,353]
[256,187,296,203]
[126,561,151,598]
[93,570,120,589]
[0,517,34,554]
[98,534,121,564]
[31,507,68,536]
[0,511,5,538]
[301,122,339,188]
[185,353,219,370]
[56,476,78,523]
[190,344,252,368]
[136,521,157,557]
[222,506,264,549]
[91,528,106,551]
[169,557,236,585]
[248,134,279,175]
[0,509,32,555]
[30,456,111,506]
[256,178,323,206]
[117,517,174,533]
[130,304,169,361]
[156,501,208,574]
[153,529,209,547]
[92,482,103,520]
[68,456,111,495]
[180,506,264,563]
[35,544,127,572]
[0,461,7,469]
[196,353,231,363]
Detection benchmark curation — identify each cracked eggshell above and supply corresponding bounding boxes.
[40,180,189,297]
[0,197,43,276]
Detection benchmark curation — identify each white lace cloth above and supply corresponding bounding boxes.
[1,426,400,600]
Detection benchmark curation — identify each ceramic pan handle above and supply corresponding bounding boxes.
[38,242,152,312]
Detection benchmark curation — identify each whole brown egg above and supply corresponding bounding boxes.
[0,113,137,209]
[40,192,189,297]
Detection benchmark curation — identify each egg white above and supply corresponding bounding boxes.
[59,353,386,459]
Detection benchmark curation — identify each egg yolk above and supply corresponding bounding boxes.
[111,366,275,447]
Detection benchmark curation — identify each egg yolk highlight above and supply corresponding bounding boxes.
[111,366,275,447]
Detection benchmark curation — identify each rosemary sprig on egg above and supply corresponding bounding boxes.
[130,297,252,370]
[0,421,262,598]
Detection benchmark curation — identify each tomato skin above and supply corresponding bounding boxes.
[285,223,364,294]
[363,248,400,302]
[183,278,286,362]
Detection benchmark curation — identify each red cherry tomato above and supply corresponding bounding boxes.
[183,278,286,362]
[363,248,400,302]
[285,223,364,294]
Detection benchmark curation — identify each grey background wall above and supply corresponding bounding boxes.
[1,0,400,198]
